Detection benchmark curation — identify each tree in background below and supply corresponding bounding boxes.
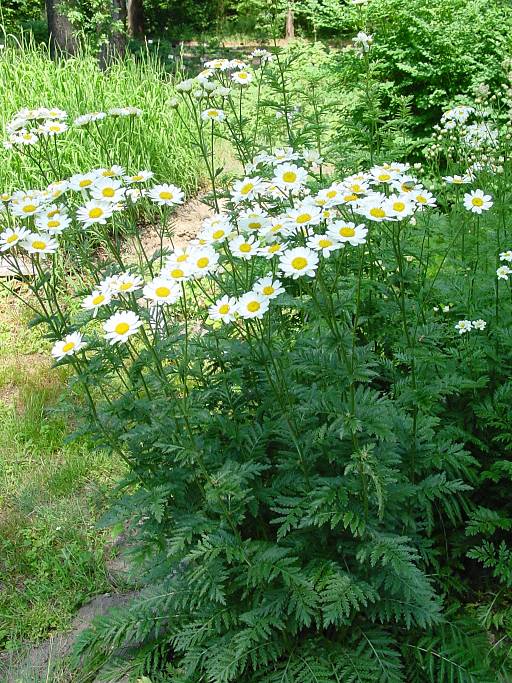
[45,0,78,56]
[127,0,145,38]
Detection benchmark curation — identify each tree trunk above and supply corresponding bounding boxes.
[285,3,294,40]
[127,0,145,38]
[45,0,78,57]
[99,0,127,70]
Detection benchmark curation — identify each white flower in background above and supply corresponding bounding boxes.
[201,108,226,123]
[175,78,194,92]
[370,167,399,185]
[205,58,230,70]
[39,120,68,136]
[148,183,184,206]
[143,278,181,306]
[279,246,319,279]
[327,222,367,246]
[497,265,512,280]
[499,250,512,262]
[74,112,107,126]
[229,234,258,259]
[306,233,342,256]
[209,295,237,323]
[199,220,231,244]
[108,106,142,117]
[91,178,125,203]
[273,163,308,191]
[302,148,323,165]
[104,310,143,345]
[472,319,487,331]
[443,175,472,185]
[97,165,126,178]
[82,289,112,313]
[253,276,285,300]
[51,332,86,361]
[46,180,69,199]
[21,232,59,254]
[69,172,98,191]
[455,320,473,335]
[76,200,114,227]
[125,170,154,184]
[0,226,30,251]
[316,183,346,207]
[463,189,493,214]
[237,291,269,319]
[352,32,373,55]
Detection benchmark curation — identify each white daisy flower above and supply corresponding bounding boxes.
[97,165,126,178]
[316,183,346,207]
[327,221,367,246]
[384,195,416,219]
[306,233,342,256]
[286,204,323,231]
[51,332,86,361]
[237,291,269,319]
[253,276,285,300]
[35,213,71,234]
[209,295,237,323]
[259,241,287,259]
[230,176,264,202]
[21,232,59,254]
[74,112,107,126]
[273,163,308,191]
[148,183,184,206]
[69,172,98,192]
[161,261,194,283]
[238,209,270,233]
[443,175,471,185]
[103,310,143,345]
[411,189,437,208]
[76,200,114,227]
[111,271,144,294]
[497,265,512,280]
[91,177,125,203]
[39,120,68,136]
[499,250,512,262]
[463,189,493,214]
[125,170,154,184]
[82,289,112,313]
[279,246,319,279]
[143,278,181,306]
[11,196,44,218]
[231,70,253,85]
[229,234,257,259]
[188,246,219,278]
[455,320,473,335]
[201,108,226,123]
[0,226,31,251]
[472,319,487,331]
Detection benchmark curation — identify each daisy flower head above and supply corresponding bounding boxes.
[76,200,114,228]
[355,196,391,222]
[455,319,473,335]
[189,246,219,278]
[35,213,71,234]
[125,170,154,184]
[259,241,287,259]
[327,221,367,246]
[11,196,44,218]
[97,165,126,178]
[161,259,194,283]
[306,233,342,257]
[286,203,323,232]
[82,289,112,314]
[148,183,184,206]
[463,189,493,214]
[143,277,181,306]
[201,108,226,123]
[0,226,30,251]
[231,70,253,85]
[91,177,125,203]
[12,130,39,146]
[497,265,512,280]
[51,332,86,361]
[273,163,308,192]
[104,310,143,345]
[236,291,269,319]
[443,174,471,185]
[46,179,69,199]
[209,295,238,323]
[499,250,512,262]
[369,167,398,185]
[238,208,271,234]
[385,195,416,220]
[198,218,232,244]
[472,319,487,331]
[316,183,346,208]
[74,112,107,127]
[279,246,319,279]
[69,172,98,192]
[21,232,59,254]
[111,271,144,295]
[205,58,230,70]
[231,176,264,203]
[253,276,285,300]
[39,120,68,136]
[229,233,258,260]
[411,189,437,209]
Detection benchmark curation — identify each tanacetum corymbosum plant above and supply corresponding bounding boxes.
[2,33,512,683]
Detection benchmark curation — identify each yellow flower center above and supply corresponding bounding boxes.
[344,194,358,202]
[472,197,484,207]
[23,133,32,140]
[159,191,173,200]
[213,229,225,239]
[102,188,115,198]
[247,301,260,312]
[248,222,261,230]
[49,125,61,132]
[119,282,133,291]
[296,213,312,224]
[393,202,406,212]
[416,195,427,204]
[177,254,188,262]
[238,72,248,79]
[115,322,130,335]
[102,170,115,177]
[171,268,184,278]
[6,234,18,244]
[340,227,355,237]
[370,207,385,218]
[378,173,391,182]
[23,204,37,213]
[208,110,219,117]
[132,175,143,181]
[48,209,59,217]
[197,257,209,268]
[239,243,252,253]
[291,256,308,270]
[92,294,105,305]
[219,304,230,314]
[351,184,362,193]
[79,179,92,188]
[269,244,281,253]
[326,190,337,199]
[155,286,171,297]
[62,341,75,352]
[262,286,274,295]
[241,183,254,195]
[319,239,332,248]
[89,208,103,218]
[282,171,297,183]
[47,220,60,228]
[32,240,47,250]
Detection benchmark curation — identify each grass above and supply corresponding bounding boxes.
[0,289,123,654]
[0,33,203,194]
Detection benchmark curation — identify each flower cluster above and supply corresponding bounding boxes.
[455,319,487,335]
